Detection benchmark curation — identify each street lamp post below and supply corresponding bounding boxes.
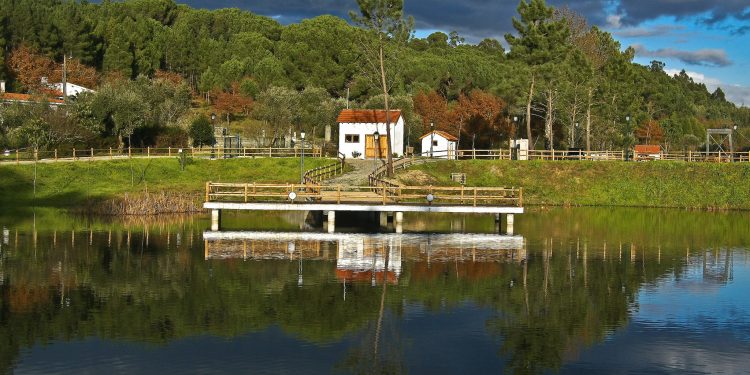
[210,113,217,159]
[513,116,519,160]
[372,129,380,161]
[430,123,435,158]
[625,115,632,161]
[300,131,306,185]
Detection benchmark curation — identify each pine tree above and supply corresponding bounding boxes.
[505,0,570,148]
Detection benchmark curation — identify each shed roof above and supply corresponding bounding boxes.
[634,145,661,154]
[1,92,64,105]
[419,130,458,142]
[337,109,402,123]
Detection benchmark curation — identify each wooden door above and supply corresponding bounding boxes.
[365,135,388,159]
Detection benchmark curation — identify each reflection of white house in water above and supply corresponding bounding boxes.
[336,237,402,284]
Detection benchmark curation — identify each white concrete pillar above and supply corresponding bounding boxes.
[395,212,403,234]
[211,209,221,231]
[506,214,515,235]
[327,211,336,233]
[380,212,388,227]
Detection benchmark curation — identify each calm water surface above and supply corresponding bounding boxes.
[0,208,748,374]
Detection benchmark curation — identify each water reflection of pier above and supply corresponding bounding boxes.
[202,231,527,284]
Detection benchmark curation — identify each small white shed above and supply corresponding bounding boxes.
[337,109,405,159]
[420,130,458,159]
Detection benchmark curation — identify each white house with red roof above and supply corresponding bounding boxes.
[337,109,405,159]
[420,130,458,159]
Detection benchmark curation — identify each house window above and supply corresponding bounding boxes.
[345,134,360,143]
[432,140,439,146]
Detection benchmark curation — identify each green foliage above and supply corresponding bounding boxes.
[402,160,750,210]
[0,157,334,207]
[189,114,214,147]
[0,0,748,152]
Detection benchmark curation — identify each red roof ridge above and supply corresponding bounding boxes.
[419,130,458,141]
[337,109,403,123]
[1,92,65,104]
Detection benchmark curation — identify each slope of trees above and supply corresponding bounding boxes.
[0,0,748,152]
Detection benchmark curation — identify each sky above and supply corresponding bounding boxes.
[180,0,750,106]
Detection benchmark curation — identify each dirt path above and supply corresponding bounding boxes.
[322,159,383,186]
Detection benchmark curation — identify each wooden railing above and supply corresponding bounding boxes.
[205,182,523,207]
[0,146,323,164]
[303,152,346,184]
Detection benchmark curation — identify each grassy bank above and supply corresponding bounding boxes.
[398,160,750,210]
[0,157,333,208]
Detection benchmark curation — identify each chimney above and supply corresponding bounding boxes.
[0,80,5,93]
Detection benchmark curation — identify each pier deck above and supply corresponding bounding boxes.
[203,182,523,233]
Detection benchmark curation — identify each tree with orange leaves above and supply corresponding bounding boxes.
[413,90,451,133]
[451,90,506,148]
[635,120,665,145]
[7,45,99,93]
[213,83,254,122]
[7,45,55,93]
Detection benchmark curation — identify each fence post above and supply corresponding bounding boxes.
[73,148,76,160]
[168,147,172,157]
[15,150,19,164]
[205,182,210,202]
[473,188,477,207]
[128,147,131,158]
[147,147,150,158]
[54,149,58,161]
[244,184,248,202]
[90,148,94,161]
[269,147,272,157]
[34,148,38,161]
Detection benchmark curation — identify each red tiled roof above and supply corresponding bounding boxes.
[337,109,402,123]
[634,145,661,154]
[1,93,64,104]
[419,130,458,142]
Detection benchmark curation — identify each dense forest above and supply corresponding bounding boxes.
[0,0,748,152]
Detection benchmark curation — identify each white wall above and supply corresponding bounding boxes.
[420,133,456,159]
[338,116,404,159]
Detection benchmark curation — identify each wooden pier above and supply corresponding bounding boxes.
[203,182,523,234]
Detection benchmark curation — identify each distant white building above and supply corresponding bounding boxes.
[420,130,458,159]
[51,82,95,98]
[337,109,405,159]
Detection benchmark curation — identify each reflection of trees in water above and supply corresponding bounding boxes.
[336,244,407,375]
[0,222,745,374]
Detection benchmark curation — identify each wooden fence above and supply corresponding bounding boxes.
[303,152,346,184]
[0,146,323,164]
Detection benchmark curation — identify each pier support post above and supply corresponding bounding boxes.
[506,214,515,235]
[395,212,403,234]
[379,212,388,228]
[211,209,221,231]
[327,211,336,233]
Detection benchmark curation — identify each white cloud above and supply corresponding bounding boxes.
[606,14,623,28]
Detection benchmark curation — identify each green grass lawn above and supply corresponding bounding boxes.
[399,160,750,210]
[0,157,334,207]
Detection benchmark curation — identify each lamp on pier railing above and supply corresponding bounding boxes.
[373,130,381,172]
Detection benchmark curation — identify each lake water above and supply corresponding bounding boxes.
[0,208,748,374]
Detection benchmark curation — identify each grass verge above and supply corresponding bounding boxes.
[398,160,750,210]
[0,157,333,209]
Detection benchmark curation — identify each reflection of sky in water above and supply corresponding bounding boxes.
[560,250,750,374]
[635,250,750,341]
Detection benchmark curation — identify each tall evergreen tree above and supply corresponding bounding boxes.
[505,0,569,148]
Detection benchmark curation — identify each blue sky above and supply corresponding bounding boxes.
[178,0,750,105]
